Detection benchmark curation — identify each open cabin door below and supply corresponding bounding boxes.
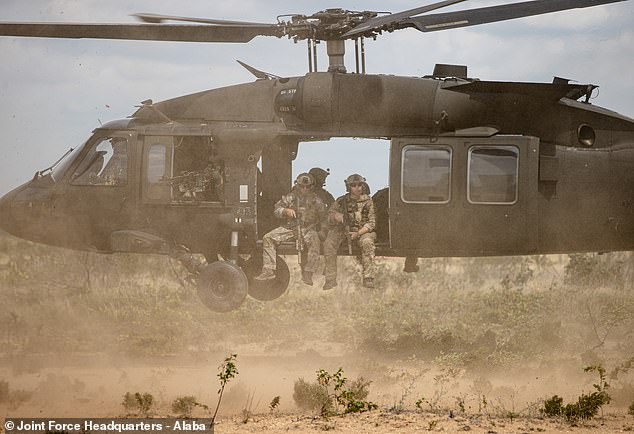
[389,135,539,257]
[137,131,260,258]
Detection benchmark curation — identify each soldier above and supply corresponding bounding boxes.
[323,173,377,290]
[255,173,326,286]
[309,167,335,241]
[202,152,225,202]
[309,167,335,207]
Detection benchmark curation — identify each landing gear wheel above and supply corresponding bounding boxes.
[196,261,248,312]
[243,254,290,301]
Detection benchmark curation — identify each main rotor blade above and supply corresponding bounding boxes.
[132,13,274,27]
[343,0,468,38]
[0,22,282,43]
[403,0,627,33]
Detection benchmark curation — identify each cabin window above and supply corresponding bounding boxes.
[468,146,519,204]
[401,146,451,203]
[147,144,167,183]
[70,136,128,186]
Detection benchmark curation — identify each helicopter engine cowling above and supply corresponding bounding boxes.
[275,72,492,137]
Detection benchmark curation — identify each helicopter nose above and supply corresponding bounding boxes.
[0,190,16,234]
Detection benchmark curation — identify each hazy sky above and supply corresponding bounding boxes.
[1,0,633,197]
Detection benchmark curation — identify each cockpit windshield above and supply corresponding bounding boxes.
[70,135,129,186]
[51,142,86,183]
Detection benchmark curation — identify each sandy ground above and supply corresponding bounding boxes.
[215,411,633,434]
[2,355,633,434]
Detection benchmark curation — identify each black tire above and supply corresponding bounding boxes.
[196,261,248,312]
[243,254,290,301]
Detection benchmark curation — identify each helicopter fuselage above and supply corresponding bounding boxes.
[1,71,633,263]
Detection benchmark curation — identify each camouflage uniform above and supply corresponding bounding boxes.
[308,167,335,244]
[202,159,224,201]
[261,188,326,273]
[323,192,377,282]
[313,186,335,208]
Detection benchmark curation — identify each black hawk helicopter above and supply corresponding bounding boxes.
[0,0,632,312]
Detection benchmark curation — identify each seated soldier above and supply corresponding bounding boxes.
[255,173,327,286]
[323,173,377,290]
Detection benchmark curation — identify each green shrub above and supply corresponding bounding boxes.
[135,393,155,416]
[172,396,198,417]
[121,392,154,416]
[542,395,564,417]
[269,396,280,412]
[541,366,611,422]
[121,392,137,413]
[293,378,330,411]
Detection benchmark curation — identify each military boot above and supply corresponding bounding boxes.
[363,277,375,288]
[323,279,337,291]
[255,268,276,281]
[301,270,313,286]
[403,256,420,273]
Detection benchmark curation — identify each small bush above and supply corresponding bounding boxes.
[628,400,634,416]
[269,396,280,412]
[172,396,198,417]
[542,395,564,417]
[122,392,137,413]
[136,393,155,416]
[317,368,377,416]
[541,366,611,422]
[293,378,330,411]
[121,392,154,416]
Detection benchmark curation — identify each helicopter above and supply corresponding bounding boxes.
[0,0,632,312]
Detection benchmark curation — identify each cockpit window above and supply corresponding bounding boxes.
[51,143,85,183]
[70,136,128,186]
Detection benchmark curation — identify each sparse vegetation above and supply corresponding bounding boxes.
[292,368,376,416]
[541,366,612,422]
[2,232,634,431]
[121,392,155,416]
[136,393,155,416]
[213,354,239,424]
[316,368,377,416]
[293,377,330,411]
[269,396,280,413]
[171,396,198,417]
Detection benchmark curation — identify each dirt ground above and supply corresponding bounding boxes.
[2,236,633,433]
[2,354,633,434]
[216,411,632,434]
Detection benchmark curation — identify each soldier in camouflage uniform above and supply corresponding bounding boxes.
[255,173,327,286]
[323,173,377,290]
[309,167,335,207]
[202,153,224,202]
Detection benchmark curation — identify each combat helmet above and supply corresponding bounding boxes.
[344,173,366,192]
[294,172,315,189]
[309,167,330,187]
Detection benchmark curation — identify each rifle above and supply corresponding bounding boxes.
[160,171,211,199]
[342,196,353,255]
[295,195,304,264]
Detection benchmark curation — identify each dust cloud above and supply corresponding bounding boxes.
[1,231,633,432]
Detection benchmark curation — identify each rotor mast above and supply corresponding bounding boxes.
[326,40,346,73]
